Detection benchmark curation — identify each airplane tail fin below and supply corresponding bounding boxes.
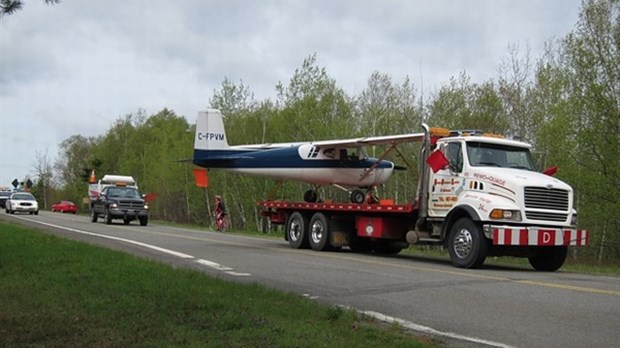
[194,109,230,151]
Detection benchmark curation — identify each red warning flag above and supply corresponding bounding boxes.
[193,168,209,188]
[426,150,450,173]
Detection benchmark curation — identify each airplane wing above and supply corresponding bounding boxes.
[312,132,426,148]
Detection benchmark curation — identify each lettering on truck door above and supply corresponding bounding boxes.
[429,142,463,217]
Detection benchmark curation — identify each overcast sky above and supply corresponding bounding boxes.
[0,0,582,188]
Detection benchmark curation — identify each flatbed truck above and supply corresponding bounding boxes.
[259,125,589,271]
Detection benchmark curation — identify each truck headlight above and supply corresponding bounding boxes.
[570,213,578,225]
[490,209,521,221]
[109,203,118,208]
[144,204,149,210]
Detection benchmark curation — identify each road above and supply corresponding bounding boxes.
[2,211,618,348]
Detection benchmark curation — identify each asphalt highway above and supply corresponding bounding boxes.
[2,211,618,348]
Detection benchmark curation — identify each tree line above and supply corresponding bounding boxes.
[30,0,618,261]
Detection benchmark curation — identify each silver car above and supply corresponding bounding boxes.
[6,192,39,215]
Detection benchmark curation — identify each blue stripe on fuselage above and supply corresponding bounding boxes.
[192,147,394,169]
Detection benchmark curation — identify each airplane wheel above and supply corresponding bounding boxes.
[303,190,318,203]
[350,189,365,204]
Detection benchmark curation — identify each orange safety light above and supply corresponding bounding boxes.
[193,168,209,188]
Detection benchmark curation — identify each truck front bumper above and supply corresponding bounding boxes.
[483,225,589,246]
[108,208,148,220]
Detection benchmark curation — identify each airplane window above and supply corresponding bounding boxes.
[323,148,335,158]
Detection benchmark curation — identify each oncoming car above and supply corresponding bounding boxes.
[5,192,39,215]
[0,190,11,209]
[51,200,78,214]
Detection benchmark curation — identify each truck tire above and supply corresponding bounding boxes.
[448,217,488,269]
[90,209,98,222]
[139,216,148,226]
[309,212,332,251]
[105,209,113,225]
[286,212,309,249]
[528,246,567,272]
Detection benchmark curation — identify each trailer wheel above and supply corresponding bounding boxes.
[448,217,488,268]
[90,209,98,222]
[287,212,309,249]
[309,212,332,251]
[528,246,567,272]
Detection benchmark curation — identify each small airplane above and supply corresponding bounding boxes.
[192,109,425,203]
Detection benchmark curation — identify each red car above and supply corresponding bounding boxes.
[51,200,78,214]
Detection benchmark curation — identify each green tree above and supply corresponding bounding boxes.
[534,0,619,260]
[0,0,59,17]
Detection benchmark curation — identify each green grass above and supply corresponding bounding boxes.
[0,221,438,348]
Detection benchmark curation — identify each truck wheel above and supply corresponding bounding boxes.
[448,217,488,268]
[528,246,567,272]
[286,212,309,249]
[309,212,332,251]
[90,209,98,222]
[139,216,148,226]
[105,209,112,225]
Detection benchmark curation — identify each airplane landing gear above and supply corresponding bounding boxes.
[304,189,318,202]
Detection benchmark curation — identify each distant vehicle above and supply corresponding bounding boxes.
[5,192,39,215]
[0,190,12,209]
[51,200,78,214]
[90,184,149,226]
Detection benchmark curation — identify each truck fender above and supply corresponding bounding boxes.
[440,205,482,242]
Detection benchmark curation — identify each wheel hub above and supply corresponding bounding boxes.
[311,221,324,244]
[453,228,473,259]
[289,220,301,241]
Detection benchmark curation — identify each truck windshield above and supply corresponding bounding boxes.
[466,141,537,171]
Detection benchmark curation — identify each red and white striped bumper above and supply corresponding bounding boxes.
[489,226,589,246]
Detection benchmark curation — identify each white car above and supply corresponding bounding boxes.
[6,192,39,215]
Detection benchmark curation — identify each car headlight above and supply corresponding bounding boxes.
[490,209,522,221]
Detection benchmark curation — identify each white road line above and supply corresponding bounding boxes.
[358,309,516,348]
[12,216,252,277]
[195,259,233,271]
[21,218,195,259]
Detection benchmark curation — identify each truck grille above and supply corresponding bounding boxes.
[118,201,144,209]
[524,187,569,211]
[525,211,568,222]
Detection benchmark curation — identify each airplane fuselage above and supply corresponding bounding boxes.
[192,144,394,187]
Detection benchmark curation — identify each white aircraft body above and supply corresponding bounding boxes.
[192,109,424,203]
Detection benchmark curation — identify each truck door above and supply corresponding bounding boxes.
[428,141,465,217]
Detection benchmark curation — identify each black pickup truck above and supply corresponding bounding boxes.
[90,186,149,226]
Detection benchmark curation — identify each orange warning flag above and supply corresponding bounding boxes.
[193,168,208,188]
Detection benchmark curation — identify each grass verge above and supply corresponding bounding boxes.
[0,221,438,347]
